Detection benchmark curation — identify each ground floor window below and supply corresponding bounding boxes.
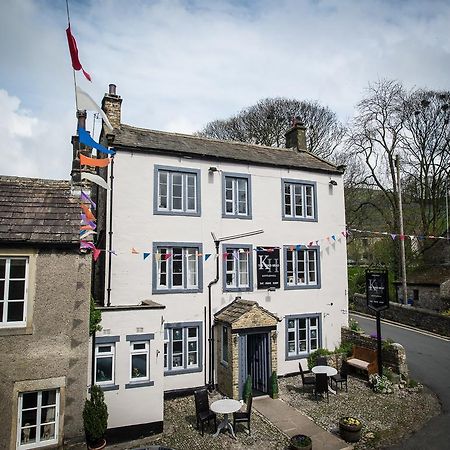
[17,389,59,449]
[285,314,321,359]
[95,343,115,385]
[130,341,149,381]
[164,322,202,374]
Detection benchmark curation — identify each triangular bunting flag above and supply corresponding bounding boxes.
[205,254,211,261]
[81,190,96,209]
[80,153,111,168]
[76,86,113,131]
[391,234,397,240]
[66,26,91,81]
[78,127,116,156]
[143,252,151,260]
[93,248,101,262]
[81,172,109,190]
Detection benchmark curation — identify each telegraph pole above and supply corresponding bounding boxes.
[396,155,408,304]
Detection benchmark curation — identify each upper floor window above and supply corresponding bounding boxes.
[0,257,28,327]
[222,244,253,292]
[164,322,202,375]
[17,389,60,449]
[284,246,321,289]
[153,242,203,294]
[154,165,201,216]
[282,179,317,221]
[222,173,252,219]
[285,315,320,359]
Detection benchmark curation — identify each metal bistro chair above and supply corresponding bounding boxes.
[314,373,329,402]
[233,393,253,434]
[331,362,348,392]
[194,389,217,436]
[299,362,315,388]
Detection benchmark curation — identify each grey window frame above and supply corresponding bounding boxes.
[0,256,29,328]
[222,172,252,219]
[164,322,203,376]
[154,165,201,217]
[152,242,203,294]
[285,314,322,360]
[222,244,253,292]
[283,245,321,290]
[281,178,317,222]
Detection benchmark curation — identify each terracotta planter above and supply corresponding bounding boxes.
[339,417,362,443]
[87,438,106,450]
[290,434,312,450]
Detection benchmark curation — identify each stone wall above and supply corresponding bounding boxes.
[0,249,91,448]
[352,293,450,337]
[341,328,408,378]
[215,324,234,398]
[394,284,445,312]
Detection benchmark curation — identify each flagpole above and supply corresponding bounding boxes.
[65,0,79,111]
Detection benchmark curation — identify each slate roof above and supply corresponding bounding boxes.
[0,176,80,246]
[214,298,279,324]
[113,124,342,175]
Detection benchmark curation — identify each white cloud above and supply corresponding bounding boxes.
[0,0,449,179]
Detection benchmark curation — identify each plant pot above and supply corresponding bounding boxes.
[339,418,362,443]
[87,438,106,450]
[290,434,312,450]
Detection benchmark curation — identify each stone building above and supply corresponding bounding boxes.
[89,84,348,439]
[0,176,91,449]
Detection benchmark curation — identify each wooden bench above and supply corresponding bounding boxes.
[346,346,378,377]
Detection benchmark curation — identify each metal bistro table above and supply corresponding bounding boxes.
[312,365,338,394]
[210,398,242,439]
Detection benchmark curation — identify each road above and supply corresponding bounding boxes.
[351,314,450,450]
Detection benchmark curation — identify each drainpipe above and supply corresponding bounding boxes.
[106,158,114,307]
[207,239,220,391]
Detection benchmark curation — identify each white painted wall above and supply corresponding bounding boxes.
[97,308,164,429]
[105,150,348,385]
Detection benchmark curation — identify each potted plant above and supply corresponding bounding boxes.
[83,385,108,449]
[269,371,279,399]
[290,434,312,450]
[339,416,362,443]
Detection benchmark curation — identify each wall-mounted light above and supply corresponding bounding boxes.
[329,180,337,186]
[209,166,218,173]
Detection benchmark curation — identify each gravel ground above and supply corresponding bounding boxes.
[278,374,442,449]
[96,374,441,450]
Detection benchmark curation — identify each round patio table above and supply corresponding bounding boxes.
[312,365,338,394]
[210,398,242,439]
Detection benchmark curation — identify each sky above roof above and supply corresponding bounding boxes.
[1,0,449,180]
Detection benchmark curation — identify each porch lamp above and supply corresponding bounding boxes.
[207,229,264,390]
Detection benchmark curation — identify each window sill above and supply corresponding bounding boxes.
[164,366,202,376]
[125,380,154,389]
[0,325,33,336]
[224,287,252,293]
[97,384,119,391]
[152,288,203,295]
[286,354,309,361]
[285,284,321,290]
[222,214,252,220]
[282,216,318,222]
[154,210,201,217]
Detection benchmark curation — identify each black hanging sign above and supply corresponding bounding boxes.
[366,270,390,312]
[256,247,280,289]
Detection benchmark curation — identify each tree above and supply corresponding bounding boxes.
[197,97,345,160]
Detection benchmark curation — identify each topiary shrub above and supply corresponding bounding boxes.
[243,375,252,402]
[83,385,108,446]
[307,348,332,370]
[269,371,278,399]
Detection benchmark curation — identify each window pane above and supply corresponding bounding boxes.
[7,301,24,322]
[172,355,182,367]
[0,259,5,278]
[22,408,37,426]
[21,426,37,444]
[0,301,3,319]
[41,406,56,423]
[0,280,4,300]
[188,352,197,366]
[172,174,183,210]
[159,172,168,209]
[288,342,295,353]
[96,357,112,382]
[310,317,317,327]
[10,259,26,278]
[172,328,182,340]
[173,341,183,353]
[8,280,25,300]
[188,327,197,338]
[42,390,56,406]
[22,392,38,409]
[40,423,55,441]
[188,341,197,352]
[98,345,111,353]
[287,319,295,329]
[288,331,295,341]
[172,248,183,287]
[133,343,146,350]
[132,354,147,378]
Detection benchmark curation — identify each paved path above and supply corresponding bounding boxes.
[253,396,351,450]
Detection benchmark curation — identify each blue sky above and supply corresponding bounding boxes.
[1,0,449,179]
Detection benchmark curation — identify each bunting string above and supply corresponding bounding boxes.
[348,228,448,241]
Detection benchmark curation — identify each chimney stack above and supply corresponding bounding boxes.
[101,83,122,130]
[285,117,307,152]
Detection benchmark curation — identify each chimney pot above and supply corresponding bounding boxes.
[76,110,87,130]
[109,84,117,95]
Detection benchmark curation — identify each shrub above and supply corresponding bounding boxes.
[369,374,393,394]
[89,298,102,336]
[349,318,362,332]
[335,341,353,356]
[83,385,108,445]
[243,375,252,402]
[269,371,278,399]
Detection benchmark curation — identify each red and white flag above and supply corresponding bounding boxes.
[66,26,91,81]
